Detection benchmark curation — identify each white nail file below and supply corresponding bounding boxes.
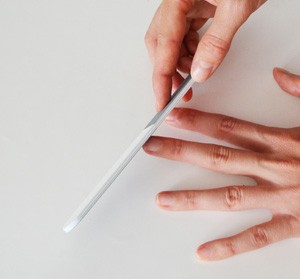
[63,75,194,233]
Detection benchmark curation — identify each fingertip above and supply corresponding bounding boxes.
[156,191,175,208]
[273,67,279,76]
[183,90,193,102]
[191,32,229,83]
[273,67,289,80]
[273,67,300,97]
[274,67,290,74]
[155,101,164,112]
[153,72,172,111]
[196,243,214,261]
[273,67,281,83]
[143,137,163,153]
[171,71,193,102]
[155,192,168,210]
[273,67,286,88]
[155,193,160,205]
[191,60,214,83]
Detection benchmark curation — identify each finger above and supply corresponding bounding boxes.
[156,185,276,211]
[273,67,300,97]
[177,44,192,73]
[165,108,277,153]
[191,2,255,82]
[177,28,201,73]
[172,72,193,102]
[177,55,193,73]
[190,18,209,31]
[143,136,265,177]
[187,1,216,20]
[144,5,161,65]
[152,0,193,111]
[184,29,200,54]
[197,215,296,261]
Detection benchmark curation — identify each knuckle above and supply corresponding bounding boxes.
[200,33,230,60]
[211,145,231,166]
[224,239,236,257]
[250,227,269,248]
[262,128,291,149]
[184,191,198,209]
[218,116,239,136]
[259,156,300,183]
[170,139,184,157]
[285,186,300,200]
[224,186,243,209]
[157,32,181,47]
[276,159,295,169]
[177,108,197,126]
[285,215,297,236]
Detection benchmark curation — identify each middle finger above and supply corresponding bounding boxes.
[165,108,283,153]
[143,136,268,178]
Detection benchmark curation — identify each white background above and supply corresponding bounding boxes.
[1,0,300,278]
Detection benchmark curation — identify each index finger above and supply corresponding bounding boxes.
[151,0,192,111]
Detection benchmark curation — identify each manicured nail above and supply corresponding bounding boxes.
[197,244,214,261]
[144,138,162,152]
[157,192,175,206]
[191,61,213,83]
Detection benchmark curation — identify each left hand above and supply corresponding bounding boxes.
[143,67,300,261]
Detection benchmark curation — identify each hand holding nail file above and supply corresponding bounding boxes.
[63,74,194,233]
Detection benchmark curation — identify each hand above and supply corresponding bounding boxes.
[145,0,266,111]
[143,68,300,261]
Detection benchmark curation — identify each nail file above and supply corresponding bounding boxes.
[63,74,194,233]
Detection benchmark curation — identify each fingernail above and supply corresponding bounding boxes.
[275,67,290,75]
[191,61,213,83]
[197,244,214,261]
[157,192,175,206]
[144,138,162,152]
[165,110,177,124]
[155,101,162,112]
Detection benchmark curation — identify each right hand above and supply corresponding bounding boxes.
[145,0,267,111]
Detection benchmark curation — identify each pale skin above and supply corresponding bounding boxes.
[145,0,267,111]
[143,68,300,261]
[145,0,300,261]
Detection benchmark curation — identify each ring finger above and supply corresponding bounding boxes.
[156,185,276,211]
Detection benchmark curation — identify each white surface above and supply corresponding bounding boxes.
[1,1,300,278]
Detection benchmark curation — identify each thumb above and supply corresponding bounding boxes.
[191,2,252,82]
[273,67,300,97]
